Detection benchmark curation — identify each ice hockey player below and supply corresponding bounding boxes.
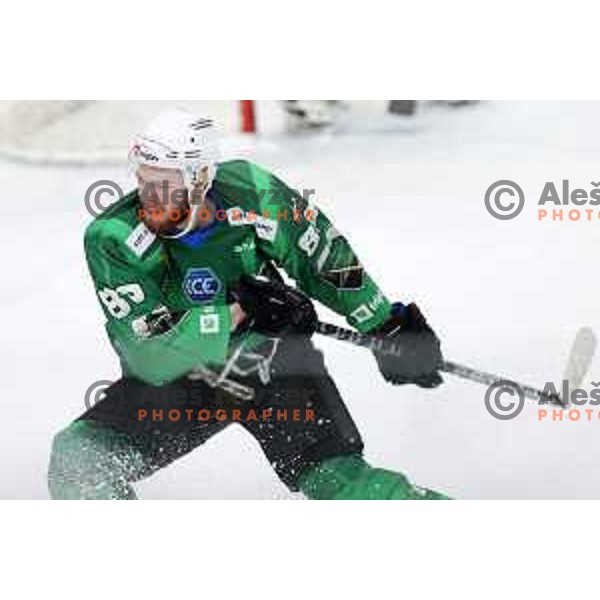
[48,110,449,500]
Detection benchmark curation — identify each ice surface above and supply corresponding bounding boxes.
[2,100,600,499]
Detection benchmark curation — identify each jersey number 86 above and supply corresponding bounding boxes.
[98,284,145,319]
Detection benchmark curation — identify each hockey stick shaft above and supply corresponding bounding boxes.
[315,321,563,406]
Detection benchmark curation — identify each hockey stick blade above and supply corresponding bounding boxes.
[561,327,597,407]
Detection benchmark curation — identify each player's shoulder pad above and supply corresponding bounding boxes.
[214,159,292,213]
[84,190,159,264]
[214,159,272,187]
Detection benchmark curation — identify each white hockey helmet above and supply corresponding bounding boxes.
[129,109,220,236]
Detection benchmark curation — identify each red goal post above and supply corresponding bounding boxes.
[239,100,256,133]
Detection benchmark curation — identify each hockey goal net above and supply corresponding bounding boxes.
[0,100,256,165]
[0,100,426,165]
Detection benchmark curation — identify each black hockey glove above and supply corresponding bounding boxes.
[230,275,318,337]
[371,302,444,389]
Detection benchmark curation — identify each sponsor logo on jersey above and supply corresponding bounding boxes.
[126,222,156,258]
[233,240,256,254]
[298,224,320,256]
[350,290,386,325]
[226,207,278,242]
[350,304,374,325]
[199,311,220,334]
[183,267,221,303]
[254,217,278,242]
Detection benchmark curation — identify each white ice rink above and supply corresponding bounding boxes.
[2,100,600,499]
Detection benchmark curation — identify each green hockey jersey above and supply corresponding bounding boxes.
[84,160,392,386]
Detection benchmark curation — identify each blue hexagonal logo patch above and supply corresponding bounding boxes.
[183,267,222,304]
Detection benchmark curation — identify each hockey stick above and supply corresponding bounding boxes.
[561,327,598,406]
[315,322,596,407]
